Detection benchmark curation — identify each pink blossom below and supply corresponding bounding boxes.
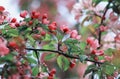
[91,49,104,56]
[42,18,50,25]
[103,33,115,42]
[71,3,83,21]
[104,55,113,61]
[71,0,105,21]
[96,50,104,56]
[100,25,108,32]
[87,37,99,49]
[9,23,16,28]
[109,12,118,22]
[70,30,78,38]
[115,33,120,43]
[75,35,81,40]
[48,22,57,31]
[20,10,28,18]
[20,21,26,26]
[115,43,120,49]
[11,18,17,23]
[102,43,115,50]
[37,72,48,78]
[0,39,9,56]
[31,11,40,19]
[107,12,120,31]
[60,25,70,33]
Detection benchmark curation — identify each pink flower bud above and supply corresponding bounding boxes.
[20,10,28,18]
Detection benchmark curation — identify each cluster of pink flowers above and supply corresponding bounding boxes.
[71,0,105,21]
[0,6,9,24]
[87,37,99,49]
[87,37,104,56]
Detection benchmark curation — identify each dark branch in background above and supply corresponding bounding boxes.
[26,48,103,64]
[98,1,111,45]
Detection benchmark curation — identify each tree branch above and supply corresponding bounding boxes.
[98,1,111,45]
[26,48,103,64]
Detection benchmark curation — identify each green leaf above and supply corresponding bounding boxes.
[80,27,88,36]
[93,24,99,28]
[104,48,113,56]
[0,54,14,64]
[92,0,108,5]
[18,26,28,33]
[42,41,55,50]
[27,57,37,64]
[7,29,19,37]
[44,34,52,41]
[45,53,56,60]
[27,35,35,45]
[33,19,39,26]
[24,17,31,22]
[32,66,39,76]
[80,42,87,50]
[64,38,79,44]
[79,55,87,62]
[57,56,70,71]
[102,65,115,75]
[84,64,96,77]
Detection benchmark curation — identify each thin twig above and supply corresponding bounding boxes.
[98,1,111,45]
[26,48,103,64]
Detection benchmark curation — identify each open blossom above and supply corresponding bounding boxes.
[0,38,9,56]
[42,18,50,25]
[70,30,81,40]
[99,25,108,32]
[72,0,106,21]
[42,13,50,24]
[0,6,9,24]
[70,30,78,38]
[115,33,120,43]
[87,37,99,49]
[107,12,120,31]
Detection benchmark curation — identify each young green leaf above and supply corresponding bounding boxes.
[45,53,56,60]
[57,55,70,71]
[83,64,96,77]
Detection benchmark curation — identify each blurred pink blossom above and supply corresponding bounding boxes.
[0,38,9,56]
[87,37,99,49]
[71,0,106,21]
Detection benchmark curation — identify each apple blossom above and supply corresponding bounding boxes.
[48,22,57,31]
[20,10,28,18]
[0,38,9,56]
[60,25,70,33]
[87,37,99,49]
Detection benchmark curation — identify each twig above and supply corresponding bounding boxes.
[26,48,103,64]
[98,1,111,45]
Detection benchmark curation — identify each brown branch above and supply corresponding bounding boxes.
[98,1,111,45]
[26,48,103,64]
